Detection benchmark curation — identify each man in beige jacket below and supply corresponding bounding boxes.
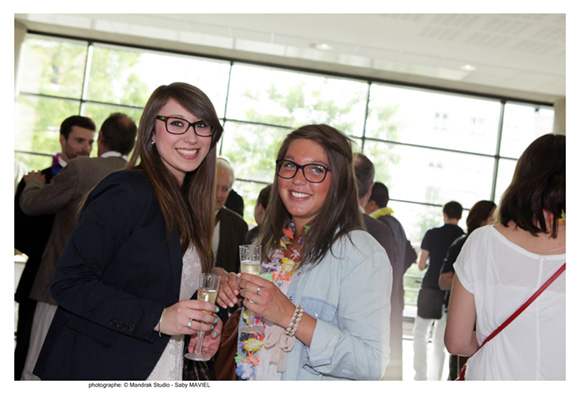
[19,112,137,380]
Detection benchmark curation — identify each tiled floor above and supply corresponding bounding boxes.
[14,259,449,381]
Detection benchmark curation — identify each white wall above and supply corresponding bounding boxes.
[553,98,566,135]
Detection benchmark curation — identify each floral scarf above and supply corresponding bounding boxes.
[235,222,306,380]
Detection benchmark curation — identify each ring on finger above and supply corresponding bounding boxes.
[256,287,261,295]
[187,319,193,329]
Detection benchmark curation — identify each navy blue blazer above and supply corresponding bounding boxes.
[34,170,185,380]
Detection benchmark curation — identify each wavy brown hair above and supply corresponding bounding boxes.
[127,83,223,273]
[259,124,364,267]
[498,133,565,238]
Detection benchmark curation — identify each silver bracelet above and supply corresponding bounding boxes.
[284,305,304,337]
[158,308,165,338]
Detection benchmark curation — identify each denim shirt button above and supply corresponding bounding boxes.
[289,296,293,301]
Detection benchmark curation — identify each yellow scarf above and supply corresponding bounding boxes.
[371,207,394,219]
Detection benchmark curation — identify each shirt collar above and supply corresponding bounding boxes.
[58,155,68,168]
[100,151,129,161]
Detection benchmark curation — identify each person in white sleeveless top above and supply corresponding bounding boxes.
[445,133,566,380]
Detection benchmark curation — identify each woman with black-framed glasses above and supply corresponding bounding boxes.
[34,83,225,380]
[275,159,332,184]
[217,124,392,380]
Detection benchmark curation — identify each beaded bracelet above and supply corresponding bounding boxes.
[284,305,304,337]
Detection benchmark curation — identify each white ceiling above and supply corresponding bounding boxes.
[14,13,566,104]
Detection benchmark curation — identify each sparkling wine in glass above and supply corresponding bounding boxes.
[184,273,221,361]
[239,244,264,334]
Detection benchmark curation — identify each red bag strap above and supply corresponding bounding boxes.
[479,262,566,349]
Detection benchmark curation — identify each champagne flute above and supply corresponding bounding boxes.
[239,244,264,334]
[184,273,221,361]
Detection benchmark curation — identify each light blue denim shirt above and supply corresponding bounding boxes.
[281,229,392,380]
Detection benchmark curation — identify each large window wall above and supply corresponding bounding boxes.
[14,33,555,308]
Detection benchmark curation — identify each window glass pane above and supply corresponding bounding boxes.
[18,35,88,99]
[14,152,52,176]
[365,141,495,209]
[494,158,518,202]
[15,95,81,163]
[350,137,364,154]
[86,45,230,115]
[366,84,501,155]
[226,64,368,135]
[383,201,435,246]
[387,200,466,246]
[500,103,554,159]
[219,121,291,184]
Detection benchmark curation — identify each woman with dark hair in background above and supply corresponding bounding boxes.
[217,124,392,380]
[34,83,224,380]
[439,199,496,379]
[445,134,565,380]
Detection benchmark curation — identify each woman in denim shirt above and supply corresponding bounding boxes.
[217,124,392,380]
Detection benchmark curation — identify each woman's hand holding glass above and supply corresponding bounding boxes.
[215,268,299,330]
[237,273,296,330]
[156,299,219,336]
[187,317,223,358]
[214,261,307,337]
[185,273,221,361]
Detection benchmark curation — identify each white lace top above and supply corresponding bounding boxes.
[147,246,202,380]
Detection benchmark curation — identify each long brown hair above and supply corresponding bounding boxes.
[260,124,364,267]
[498,133,565,238]
[127,83,223,273]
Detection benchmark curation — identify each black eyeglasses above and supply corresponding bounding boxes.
[156,115,214,137]
[276,159,331,183]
